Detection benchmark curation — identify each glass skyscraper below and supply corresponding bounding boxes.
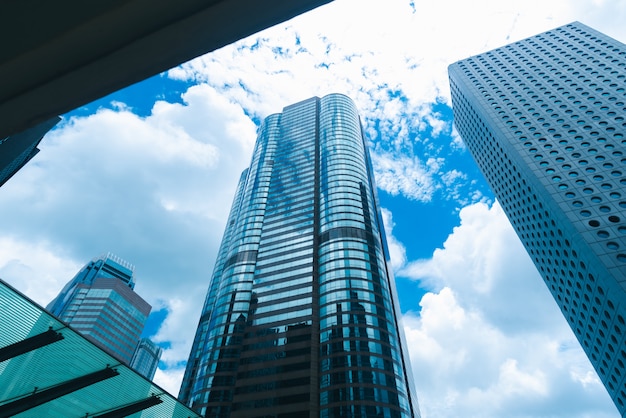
[180,94,419,418]
[47,253,152,365]
[449,22,626,414]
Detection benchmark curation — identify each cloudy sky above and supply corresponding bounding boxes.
[2,0,626,416]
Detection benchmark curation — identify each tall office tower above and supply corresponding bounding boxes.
[47,253,152,364]
[449,22,626,413]
[180,94,419,418]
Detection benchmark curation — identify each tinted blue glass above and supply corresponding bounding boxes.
[180,95,419,418]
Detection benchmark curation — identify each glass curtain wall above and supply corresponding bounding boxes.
[180,94,419,418]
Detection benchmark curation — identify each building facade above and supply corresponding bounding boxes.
[47,253,152,365]
[0,116,59,187]
[131,337,164,380]
[449,22,626,413]
[180,94,419,418]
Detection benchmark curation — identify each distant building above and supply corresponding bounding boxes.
[0,116,59,187]
[47,253,151,365]
[180,94,419,417]
[131,337,163,380]
[449,21,626,414]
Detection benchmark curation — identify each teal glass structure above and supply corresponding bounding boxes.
[0,279,200,418]
[47,253,151,364]
[449,22,626,414]
[180,94,419,418]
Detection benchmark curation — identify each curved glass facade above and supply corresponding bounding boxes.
[180,94,419,418]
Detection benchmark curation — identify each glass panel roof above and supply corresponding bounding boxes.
[0,279,200,418]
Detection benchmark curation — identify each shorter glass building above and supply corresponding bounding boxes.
[131,338,164,380]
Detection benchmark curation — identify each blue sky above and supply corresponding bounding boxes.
[1,0,626,417]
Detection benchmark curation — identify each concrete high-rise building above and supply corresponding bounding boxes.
[131,337,164,380]
[449,22,626,414]
[180,94,419,418]
[47,253,151,365]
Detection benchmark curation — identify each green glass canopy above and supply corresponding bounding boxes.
[0,279,200,418]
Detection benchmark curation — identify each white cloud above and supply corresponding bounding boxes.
[153,297,203,368]
[396,202,619,417]
[0,83,257,392]
[380,208,407,272]
[170,0,626,112]
[154,367,186,397]
[0,238,81,306]
[371,151,437,201]
[167,0,626,205]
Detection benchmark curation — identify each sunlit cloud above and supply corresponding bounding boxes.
[396,202,618,417]
[0,83,257,390]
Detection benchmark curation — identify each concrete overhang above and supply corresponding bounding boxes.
[0,0,332,139]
